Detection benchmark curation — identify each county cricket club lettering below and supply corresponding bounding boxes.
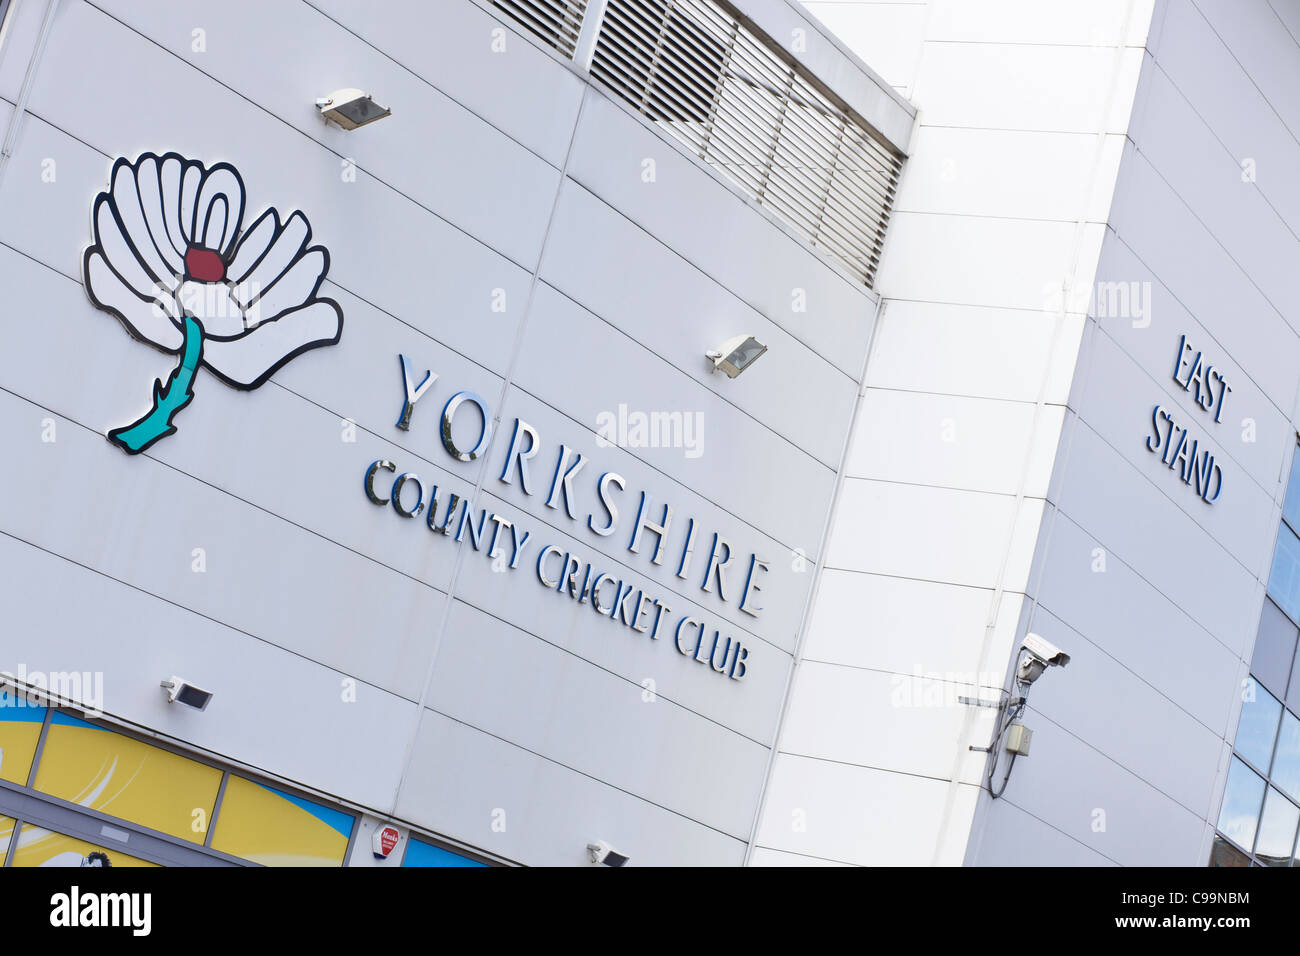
[82,152,343,453]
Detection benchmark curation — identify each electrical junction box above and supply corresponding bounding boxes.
[1005,724,1033,757]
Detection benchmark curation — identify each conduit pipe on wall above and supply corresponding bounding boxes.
[0,0,61,195]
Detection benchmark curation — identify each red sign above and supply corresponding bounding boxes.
[372,825,401,859]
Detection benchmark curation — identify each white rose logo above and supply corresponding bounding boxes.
[82,152,343,454]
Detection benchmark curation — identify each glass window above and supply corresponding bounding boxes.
[1269,527,1300,623]
[1209,832,1251,867]
[10,824,158,868]
[402,837,487,867]
[210,776,352,866]
[1284,448,1300,532]
[0,701,45,786]
[1271,710,1300,803]
[1253,600,1298,699]
[0,814,12,862]
[1254,787,1299,866]
[1234,682,1283,772]
[33,712,222,844]
[1288,648,1300,715]
[1217,757,1266,852]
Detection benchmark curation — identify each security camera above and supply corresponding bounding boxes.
[1017,632,1070,685]
[160,676,213,711]
[586,841,629,867]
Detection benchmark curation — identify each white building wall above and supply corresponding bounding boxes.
[752,0,1155,865]
[967,0,1300,866]
[0,0,910,866]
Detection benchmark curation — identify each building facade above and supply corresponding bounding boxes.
[0,0,1293,867]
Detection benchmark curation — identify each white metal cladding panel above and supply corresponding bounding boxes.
[396,708,748,865]
[1150,0,1300,243]
[909,41,1145,135]
[1033,512,1240,735]
[7,9,536,378]
[1107,146,1300,413]
[1128,62,1300,331]
[846,388,1062,497]
[482,389,814,660]
[776,662,993,784]
[538,179,857,471]
[891,126,1126,224]
[0,532,417,813]
[0,0,882,862]
[1092,236,1290,497]
[564,91,878,379]
[445,484,794,745]
[589,0,902,287]
[803,568,1005,679]
[732,0,915,148]
[426,599,769,836]
[862,299,1077,405]
[1049,419,1259,658]
[754,753,979,865]
[801,1,927,90]
[508,282,837,552]
[1073,331,1278,580]
[0,242,498,616]
[0,375,447,703]
[826,479,1025,592]
[1027,606,1226,816]
[969,0,1300,866]
[91,0,568,271]
[40,1,564,274]
[257,0,587,166]
[967,798,1116,867]
[980,706,1209,867]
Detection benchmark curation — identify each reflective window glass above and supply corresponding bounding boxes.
[210,775,352,866]
[1217,757,1266,852]
[1253,600,1299,699]
[1271,710,1300,803]
[1254,787,1300,866]
[34,713,221,844]
[0,814,12,862]
[1284,448,1300,532]
[1235,682,1283,772]
[10,824,158,868]
[402,837,487,867]
[1269,527,1300,623]
[1209,833,1251,867]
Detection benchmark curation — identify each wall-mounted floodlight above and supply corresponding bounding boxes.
[587,841,629,867]
[160,676,213,711]
[706,334,767,378]
[315,88,391,130]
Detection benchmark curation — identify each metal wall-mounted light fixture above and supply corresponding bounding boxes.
[160,676,213,711]
[706,334,767,378]
[587,841,629,867]
[315,88,391,130]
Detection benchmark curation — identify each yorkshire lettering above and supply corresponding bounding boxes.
[1144,334,1230,505]
[361,355,766,681]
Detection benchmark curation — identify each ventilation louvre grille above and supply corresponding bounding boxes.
[493,0,589,58]
[590,0,901,287]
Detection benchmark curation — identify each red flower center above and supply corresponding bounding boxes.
[185,246,226,282]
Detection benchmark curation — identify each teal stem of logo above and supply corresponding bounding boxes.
[107,314,205,455]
